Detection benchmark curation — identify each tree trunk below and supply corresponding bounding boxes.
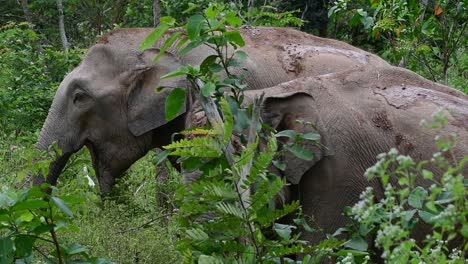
[153,0,161,27]
[20,0,34,29]
[56,0,69,50]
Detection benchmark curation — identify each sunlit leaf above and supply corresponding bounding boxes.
[165,88,186,121]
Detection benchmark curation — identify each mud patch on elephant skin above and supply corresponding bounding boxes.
[372,111,392,131]
[395,134,404,146]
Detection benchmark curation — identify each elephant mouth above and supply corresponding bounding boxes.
[84,140,100,173]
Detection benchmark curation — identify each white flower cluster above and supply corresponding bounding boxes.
[375,224,406,248]
[337,253,354,264]
[349,187,374,221]
[448,247,462,260]
[431,204,457,225]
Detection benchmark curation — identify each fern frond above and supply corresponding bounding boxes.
[186,228,209,241]
[215,202,246,220]
[256,201,300,226]
[165,137,223,157]
[204,182,238,200]
[249,176,284,212]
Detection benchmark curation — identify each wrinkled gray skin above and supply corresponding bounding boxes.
[37,26,467,244]
[37,26,388,193]
[241,65,468,243]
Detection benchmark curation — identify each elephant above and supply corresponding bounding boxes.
[236,65,468,243]
[36,26,390,193]
[36,25,468,247]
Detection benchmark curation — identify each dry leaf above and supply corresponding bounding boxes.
[434,5,443,16]
[397,25,403,37]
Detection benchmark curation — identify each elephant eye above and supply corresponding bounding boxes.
[73,91,89,105]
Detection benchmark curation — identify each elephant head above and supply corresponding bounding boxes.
[37,44,187,193]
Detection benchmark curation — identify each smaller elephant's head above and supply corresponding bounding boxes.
[37,44,186,193]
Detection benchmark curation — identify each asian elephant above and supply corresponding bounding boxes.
[238,65,468,243]
[36,26,389,193]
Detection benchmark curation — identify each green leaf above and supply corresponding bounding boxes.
[204,5,217,19]
[198,254,223,264]
[14,235,35,258]
[200,55,218,74]
[408,186,427,209]
[153,31,183,63]
[274,223,295,241]
[11,199,48,211]
[139,24,170,51]
[301,132,321,141]
[201,82,216,97]
[422,169,433,180]
[154,150,170,166]
[64,243,88,255]
[272,160,286,171]
[234,50,248,62]
[0,237,14,263]
[165,88,186,121]
[286,144,314,161]
[160,16,176,26]
[275,130,296,139]
[187,14,205,40]
[224,30,245,47]
[179,40,203,56]
[51,196,73,217]
[161,66,189,79]
[344,235,368,251]
[419,210,436,224]
[226,11,242,27]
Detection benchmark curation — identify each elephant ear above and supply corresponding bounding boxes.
[126,50,187,137]
[262,92,331,184]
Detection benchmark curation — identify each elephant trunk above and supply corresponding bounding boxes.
[35,104,72,186]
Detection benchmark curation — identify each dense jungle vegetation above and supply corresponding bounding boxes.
[0,0,466,263]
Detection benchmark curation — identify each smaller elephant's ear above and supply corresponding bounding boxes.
[262,92,330,184]
[126,51,187,137]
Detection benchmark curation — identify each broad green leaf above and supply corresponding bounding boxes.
[153,31,183,63]
[224,30,245,47]
[165,88,186,121]
[0,237,14,263]
[286,144,314,161]
[160,16,176,26]
[301,132,321,141]
[187,14,205,40]
[139,24,170,51]
[226,11,242,27]
[274,223,295,241]
[201,82,216,97]
[408,186,427,209]
[234,50,248,62]
[204,5,217,19]
[64,243,88,255]
[422,169,433,180]
[272,160,286,171]
[14,235,35,258]
[198,254,223,264]
[275,130,296,139]
[51,196,73,217]
[11,199,48,211]
[419,210,436,224]
[200,55,218,74]
[154,150,170,166]
[179,40,203,56]
[343,235,368,251]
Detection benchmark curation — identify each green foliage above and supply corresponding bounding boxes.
[333,113,468,263]
[0,147,110,263]
[0,23,83,136]
[143,6,324,263]
[328,0,467,92]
